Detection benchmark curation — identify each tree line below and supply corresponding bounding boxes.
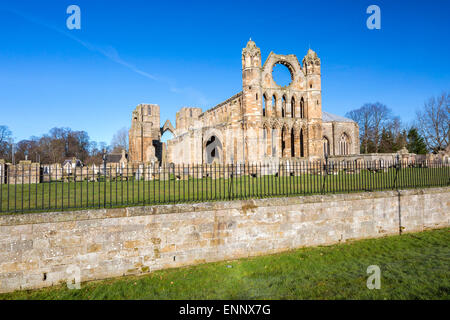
[0,126,129,165]
[346,92,448,155]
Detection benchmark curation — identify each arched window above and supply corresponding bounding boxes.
[290,129,295,157]
[323,136,330,157]
[300,98,304,119]
[190,109,193,117]
[282,96,286,118]
[263,94,267,117]
[272,95,277,115]
[281,127,287,156]
[263,127,267,156]
[291,97,295,118]
[270,95,278,117]
[339,133,350,155]
[147,106,152,115]
[300,129,304,157]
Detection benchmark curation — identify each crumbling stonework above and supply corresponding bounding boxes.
[129,104,161,163]
[129,40,360,164]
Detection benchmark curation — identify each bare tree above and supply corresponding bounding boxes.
[0,125,11,144]
[11,127,99,164]
[110,127,129,153]
[0,125,13,161]
[346,102,392,153]
[416,92,449,152]
[370,103,391,153]
[346,107,371,153]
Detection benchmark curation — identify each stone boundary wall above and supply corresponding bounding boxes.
[1,188,449,293]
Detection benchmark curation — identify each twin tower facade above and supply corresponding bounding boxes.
[129,40,359,164]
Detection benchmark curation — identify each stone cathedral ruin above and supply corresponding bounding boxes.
[129,40,360,165]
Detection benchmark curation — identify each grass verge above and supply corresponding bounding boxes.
[1,228,449,300]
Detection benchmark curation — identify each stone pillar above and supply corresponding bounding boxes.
[278,128,283,158]
[276,97,282,118]
[294,128,300,157]
[285,128,291,157]
[267,97,273,118]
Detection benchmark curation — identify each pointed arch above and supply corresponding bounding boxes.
[339,133,350,155]
[272,94,277,117]
[281,126,287,157]
[300,128,304,157]
[300,97,305,119]
[290,128,295,157]
[290,96,295,118]
[282,95,287,118]
[161,120,176,137]
[262,93,268,117]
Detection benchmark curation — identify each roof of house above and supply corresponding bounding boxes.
[322,111,355,123]
[105,154,123,163]
[62,159,83,167]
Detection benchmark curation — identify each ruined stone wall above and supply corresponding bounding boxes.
[0,187,448,293]
[167,41,329,164]
[129,41,359,164]
[168,93,245,165]
[198,94,240,129]
[129,104,160,163]
[167,129,203,164]
[322,121,360,156]
[175,107,202,135]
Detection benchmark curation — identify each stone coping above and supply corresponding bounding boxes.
[0,187,448,227]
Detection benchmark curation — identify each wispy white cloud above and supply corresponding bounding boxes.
[169,86,209,106]
[7,8,209,105]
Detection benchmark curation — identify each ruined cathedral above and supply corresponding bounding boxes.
[129,40,359,164]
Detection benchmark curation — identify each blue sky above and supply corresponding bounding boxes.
[0,0,449,144]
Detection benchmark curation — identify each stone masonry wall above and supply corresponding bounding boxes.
[0,187,448,293]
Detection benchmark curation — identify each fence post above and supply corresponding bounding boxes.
[393,154,401,190]
[321,155,328,194]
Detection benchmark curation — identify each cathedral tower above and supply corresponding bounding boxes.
[302,49,323,159]
[241,39,263,162]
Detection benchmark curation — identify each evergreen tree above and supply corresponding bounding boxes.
[379,128,395,153]
[406,128,428,154]
[393,130,407,152]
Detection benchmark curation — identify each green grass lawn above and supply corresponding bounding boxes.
[2,166,449,214]
[2,228,449,300]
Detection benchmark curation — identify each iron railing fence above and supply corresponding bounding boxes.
[0,159,449,214]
